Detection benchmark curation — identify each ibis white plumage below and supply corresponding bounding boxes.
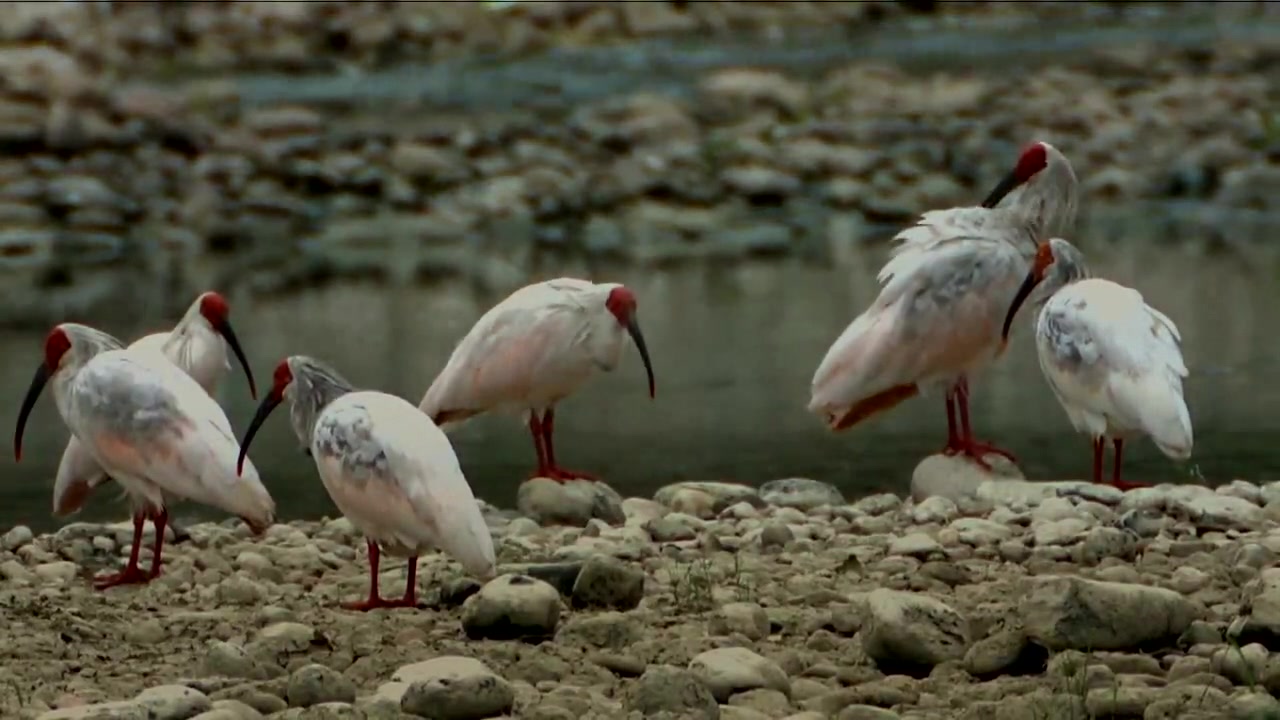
[237,356,496,611]
[51,291,258,518]
[14,323,276,589]
[808,141,1078,468]
[1000,238,1192,490]
[419,278,655,482]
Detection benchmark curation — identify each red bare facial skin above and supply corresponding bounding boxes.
[605,286,637,325]
[980,140,1050,209]
[603,286,655,400]
[44,326,72,371]
[1013,141,1049,184]
[199,291,230,325]
[15,326,72,462]
[271,359,294,398]
[1031,239,1056,280]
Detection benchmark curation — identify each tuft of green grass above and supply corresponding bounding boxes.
[669,558,715,613]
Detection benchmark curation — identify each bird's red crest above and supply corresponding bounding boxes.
[605,286,637,324]
[44,326,71,369]
[198,291,230,324]
[1014,142,1049,183]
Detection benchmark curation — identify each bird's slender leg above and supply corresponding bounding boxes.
[94,512,153,590]
[391,556,420,608]
[947,376,1017,470]
[528,413,552,479]
[146,508,168,579]
[939,386,961,455]
[539,408,598,483]
[1091,437,1105,484]
[343,539,392,611]
[1109,438,1150,492]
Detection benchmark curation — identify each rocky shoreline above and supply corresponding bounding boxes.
[0,3,1277,325]
[4,467,1280,720]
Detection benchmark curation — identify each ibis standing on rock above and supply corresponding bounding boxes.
[236,355,496,611]
[14,323,276,589]
[51,290,258,518]
[419,278,656,483]
[1001,238,1192,490]
[808,141,1078,468]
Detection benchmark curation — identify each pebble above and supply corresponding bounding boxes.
[8,472,1279,720]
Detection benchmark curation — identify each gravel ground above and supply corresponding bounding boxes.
[4,461,1280,720]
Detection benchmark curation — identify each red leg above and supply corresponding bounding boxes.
[1109,438,1150,491]
[146,508,168,579]
[940,386,961,454]
[343,539,386,611]
[392,556,420,608]
[94,512,153,590]
[342,542,420,611]
[947,377,1017,470]
[1091,437,1104,484]
[538,409,598,483]
[528,413,552,479]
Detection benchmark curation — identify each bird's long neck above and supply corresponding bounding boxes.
[291,366,357,444]
[1038,257,1091,304]
[1004,167,1078,247]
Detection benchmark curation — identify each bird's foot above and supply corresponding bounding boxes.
[532,466,599,483]
[341,596,419,612]
[943,439,1017,471]
[93,564,155,590]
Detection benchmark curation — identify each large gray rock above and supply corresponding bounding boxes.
[860,589,970,670]
[1021,576,1200,651]
[1237,568,1280,648]
[653,481,762,519]
[1120,484,1263,530]
[286,664,355,708]
[624,664,720,719]
[395,656,514,720]
[689,647,791,702]
[517,478,625,527]
[909,453,1024,504]
[570,555,645,610]
[461,573,561,640]
[134,685,212,720]
[758,478,844,510]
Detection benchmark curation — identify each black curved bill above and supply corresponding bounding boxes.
[626,317,656,399]
[14,364,50,462]
[981,170,1020,209]
[214,320,258,400]
[1002,271,1043,341]
[237,391,282,476]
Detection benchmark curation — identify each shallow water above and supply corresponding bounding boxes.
[2,206,1277,532]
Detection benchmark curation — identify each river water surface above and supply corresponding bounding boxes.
[2,205,1277,532]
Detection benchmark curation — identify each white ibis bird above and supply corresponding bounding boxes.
[419,278,655,482]
[51,290,258,517]
[236,356,496,611]
[808,141,1078,469]
[14,323,275,589]
[1001,238,1192,490]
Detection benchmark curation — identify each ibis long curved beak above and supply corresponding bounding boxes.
[212,319,257,400]
[237,390,282,476]
[1002,270,1043,342]
[626,317,656,399]
[981,169,1021,209]
[14,364,51,462]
